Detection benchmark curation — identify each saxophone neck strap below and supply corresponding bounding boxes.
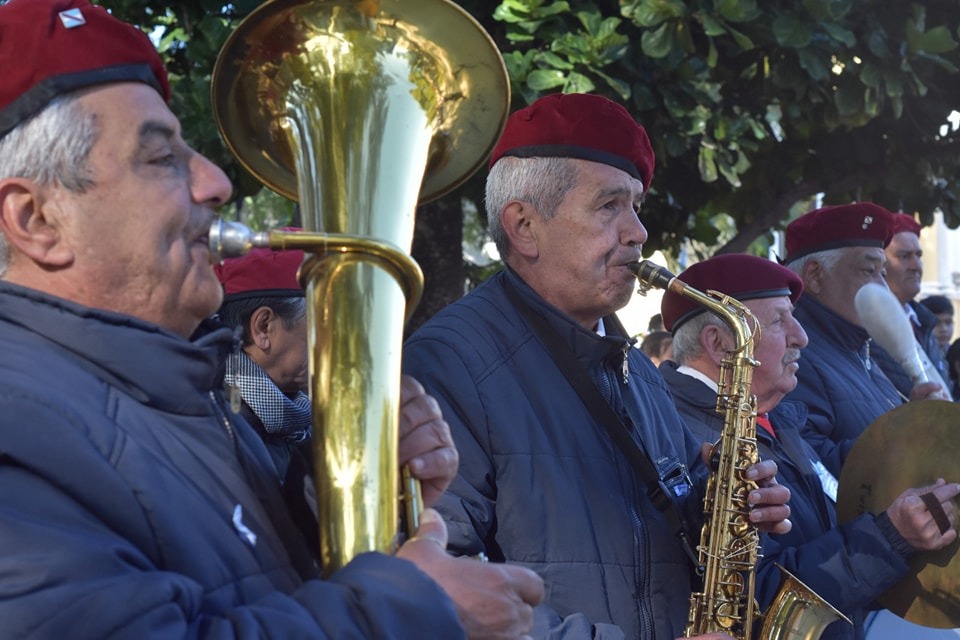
[504,281,701,570]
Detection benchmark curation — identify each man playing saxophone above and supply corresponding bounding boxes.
[403,92,791,640]
[660,254,959,640]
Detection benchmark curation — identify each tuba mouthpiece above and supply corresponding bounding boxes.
[208,218,270,260]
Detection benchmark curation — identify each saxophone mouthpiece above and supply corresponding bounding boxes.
[630,260,677,294]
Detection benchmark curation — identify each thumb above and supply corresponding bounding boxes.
[413,507,449,548]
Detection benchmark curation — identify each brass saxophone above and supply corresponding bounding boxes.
[630,260,848,640]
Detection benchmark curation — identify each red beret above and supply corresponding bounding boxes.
[489,93,655,192]
[662,254,803,333]
[784,202,896,264]
[889,212,921,237]
[0,0,170,139]
[214,247,305,303]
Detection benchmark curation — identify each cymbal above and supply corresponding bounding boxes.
[836,400,960,628]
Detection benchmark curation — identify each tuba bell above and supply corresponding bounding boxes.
[209,0,509,576]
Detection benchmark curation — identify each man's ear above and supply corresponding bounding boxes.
[801,260,823,295]
[500,200,539,260]
[247,306,275,351]
[0,180,73,267]
[701,324,732,366]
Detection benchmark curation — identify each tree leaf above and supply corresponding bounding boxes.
[565,71,597,93]
[821,22,856,47]
[595,70,632,100]
[715,0,761,23]
[834,81,864,116]
[859,62,882,88]
[797,48,829,81]
[698,143,719,182]
[623,0,686,28]
[913,26,959,54]
[725,24,755,51]
[527,68,568,90]
[699,13,727,37]
[641,22,677,59]
[772,14,813,48]
[537,50,575,70]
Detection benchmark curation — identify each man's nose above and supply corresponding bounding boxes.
[623,215,648,247]
[191,152,233,207]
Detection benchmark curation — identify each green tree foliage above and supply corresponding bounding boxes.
[497,0,960,256]
[99,0,960,318]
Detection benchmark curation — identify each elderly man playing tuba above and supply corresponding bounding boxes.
[0,1,544,638]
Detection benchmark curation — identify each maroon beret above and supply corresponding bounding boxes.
[489,93,655,192]
[662,254,803,333]
[215,247,305,303]
[784,202,896,264]
[0,0,170,139]
[889,212,921,237]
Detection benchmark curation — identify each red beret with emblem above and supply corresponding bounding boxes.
[889,212,921,237]
[215,247,306,303]
[783,202,896,264]
[0,0,170,139]
[489,93,655,193]
[662,254,803,333]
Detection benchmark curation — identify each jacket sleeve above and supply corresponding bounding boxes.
[755,512,912,616]
[0,398,464,640]
[403,333,499,558]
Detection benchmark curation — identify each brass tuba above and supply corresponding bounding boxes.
[631,261,848,640]
[209,0,509,576]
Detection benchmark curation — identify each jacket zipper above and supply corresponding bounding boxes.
[209,390,236,445]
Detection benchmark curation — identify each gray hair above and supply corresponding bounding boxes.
[671,311,727,364]
[484,156,580,259]
[784,248,845,281]
[0,94,98,275]
[217,296,307,347]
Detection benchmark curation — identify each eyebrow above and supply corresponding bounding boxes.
[591,185,643,205]
[863,253,885,269]
[137,120,177,146]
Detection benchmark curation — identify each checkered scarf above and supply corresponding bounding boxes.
[224,350,311,439]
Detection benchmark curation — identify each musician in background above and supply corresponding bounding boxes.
[0,1,543,637]
[948,339,960,400]
[782,203,941,476]
[214,246,468,552]
[215,247,313,480]
[660,254,959,640]
[640,329,675,367]
[919,294,956,358]
[403,92,790,640]
[872,213,950,398]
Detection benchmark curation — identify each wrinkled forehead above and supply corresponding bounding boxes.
[841,245,886,268]
[745,295,796,320]
[570,158,645,195]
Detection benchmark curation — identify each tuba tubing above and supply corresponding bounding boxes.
[210,0,510,575]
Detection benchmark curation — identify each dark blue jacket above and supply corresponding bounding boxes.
[661,362,914,640]
[404,269,706,640]
[789,296,902,476]
[0,281,463,640]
